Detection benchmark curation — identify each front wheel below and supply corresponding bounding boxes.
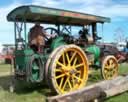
[101,55,118,80]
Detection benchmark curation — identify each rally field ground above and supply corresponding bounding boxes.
[0,64,127,102]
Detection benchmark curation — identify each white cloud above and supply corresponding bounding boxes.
[0,0,128,43]
[1,0,128,23]
[0,2,23,22]
[31,0,128,18]
[102,4,128,17]
[32,0,59,7]
[0,1,23,44]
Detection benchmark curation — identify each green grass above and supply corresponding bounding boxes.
[0,64,10,72]
[0,64,49,102]
[105,63,128,102]
[105,92,128,102]
[0,78,47,102]
[0,64,127,102]
[119,63,128,74]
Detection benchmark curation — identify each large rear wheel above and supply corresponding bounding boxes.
[47,45,89,94]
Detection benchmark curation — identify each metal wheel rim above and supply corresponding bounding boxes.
[48,45,88,94]
[102,55,118,80]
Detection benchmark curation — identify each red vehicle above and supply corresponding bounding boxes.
[1,45,14,64]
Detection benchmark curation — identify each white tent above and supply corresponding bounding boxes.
[0,43,4,54]
[116,42,126,51]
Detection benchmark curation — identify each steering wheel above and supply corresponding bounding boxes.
[44,27,59,40]
[44,27,59,45]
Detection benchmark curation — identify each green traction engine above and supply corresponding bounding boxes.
[7,5,119,94]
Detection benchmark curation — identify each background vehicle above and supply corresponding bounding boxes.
[7,5,118,94]
[116,41,128,63]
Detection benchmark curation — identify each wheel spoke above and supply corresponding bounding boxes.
[62,77,69,91]
[109,59,113,65]
[105,69,114,79]
[55,73,65,79]
[73,57,77,66]
[62,53,66,65]
[73,75,82,82]
[70,51,77,63]
[76,70,81,74]
[72,76,75,88]
[59,77,64,88]
[56,61,66,69]
[104,69,108,74]
[55,68,62,72]
[66,52,70,64]
[111,63,117,68]
[104,67,109,71]
[75,63,84,68]
[107,74,110,79]
[105,64,110,69]
[68,79,72,90]
[109,72,113,77]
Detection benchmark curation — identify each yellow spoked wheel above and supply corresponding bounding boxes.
[101,55,118,80]
[47,45,89,94]
[45,45,64,80]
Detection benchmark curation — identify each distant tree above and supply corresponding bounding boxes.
[114,27,125,43]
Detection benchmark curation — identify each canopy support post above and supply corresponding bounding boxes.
[24,21,27,49]
[101,23,104,42]
[57,24,60,35]
[14,22,17,49]
[92,23,97,42]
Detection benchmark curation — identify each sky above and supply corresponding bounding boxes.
[0,0,128,44]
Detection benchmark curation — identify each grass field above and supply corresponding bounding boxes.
[0,64,127,102]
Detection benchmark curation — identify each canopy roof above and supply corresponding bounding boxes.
[7,5,110,26]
